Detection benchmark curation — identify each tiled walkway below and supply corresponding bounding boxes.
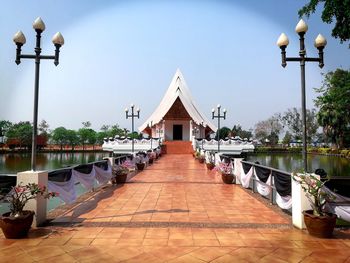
[1,154,350,262]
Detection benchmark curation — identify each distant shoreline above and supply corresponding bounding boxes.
[0,145,104,154]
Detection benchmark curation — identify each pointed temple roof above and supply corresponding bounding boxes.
[139,69,216,132]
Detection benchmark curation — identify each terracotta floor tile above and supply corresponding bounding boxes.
[1,253,36,263]
[37,253,78,263]
[122,252,164,263]
[25,246,66,261]
[230,247,275,261]
[210,253,242,263]
[145,228,169,239]
[168,239,194,247]
[193,239,220,246]
[67,246,107,261]
[167,254,206,263]
[0,245,25,256]
[218,238,245,247]
[189,247,233,262]
[143,238,168,246]
[90,238,119,245]
[65,238,93,246]
[117,238,144,246]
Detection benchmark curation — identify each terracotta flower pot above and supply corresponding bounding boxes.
[149,158,154,164]
[221,174,235,184]
[116,173,128,184]
[136,162,145,171]
[303,210,337,238]
[0,210,34,239]
[206,163,215,170]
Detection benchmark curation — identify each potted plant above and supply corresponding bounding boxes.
[0,183,57,239]
[147,151,155,165]
[198,154,205,164]
[292,172,337,238]
[206,152,215,170]
[113,160,134,184]
[215,162,235,184]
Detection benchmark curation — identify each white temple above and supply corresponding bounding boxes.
[102,69,254,154]
[139,69,216,141]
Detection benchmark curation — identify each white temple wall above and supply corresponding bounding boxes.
[164,120,190,141]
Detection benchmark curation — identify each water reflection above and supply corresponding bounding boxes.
[0,152,109,174]
[246,153,350,177]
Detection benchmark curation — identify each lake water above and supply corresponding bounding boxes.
[0,152,110,174]
[246,153,350,177]
[0,151,349,176]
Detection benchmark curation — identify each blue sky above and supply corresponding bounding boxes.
[0,0,349,132]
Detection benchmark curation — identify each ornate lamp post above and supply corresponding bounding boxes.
[212,104,226,153]
[148,121,153,150]
[13,17,64,171]
[277,19,326,172]
[125,104,140,153]
[0,127,4,148]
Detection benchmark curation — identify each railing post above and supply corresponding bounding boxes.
[17,171,48,227]
[292,173,312,229]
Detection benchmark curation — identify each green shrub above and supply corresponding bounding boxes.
[340,149,349,156]
[318,148,331,154]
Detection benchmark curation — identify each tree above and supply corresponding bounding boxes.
[51,127,68,151]
[82,121,91,128]
[314,69,350,148]
[78,127,96,151]
[0,120,13,134]
[298,0,350,46]
[109,124,125,137]
[38,120,49,135]
[279,107,319,143]
[66,129,79,151]
[100,124,110,133]
[282,131,293,146]
[254,116,283,145]
[6,121,32,149]
[231,124,253,139]
[217,126,231,140]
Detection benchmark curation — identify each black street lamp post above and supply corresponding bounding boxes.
[148,121,153,150]
[212,104,226,153]
[125,104,140,153]
[277,19,326,172]
[13,17,64,171]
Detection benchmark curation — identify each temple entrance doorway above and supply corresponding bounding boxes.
[173,125,183,140]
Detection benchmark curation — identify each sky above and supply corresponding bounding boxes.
[0,0,349,132]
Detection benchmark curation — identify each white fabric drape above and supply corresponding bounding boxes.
[240,166,254,189]
[94,164,112,185]
[256,173,272,196]
[275,193,292,210]
[233,159,243,185]
[73,168,96,190]
[324,186,350,222]
[48,178,77,204]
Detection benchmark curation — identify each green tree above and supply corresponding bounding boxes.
[282,131,293,145]
[51,127,68,151]
[6,121,32,149]
[279,108,319,142]
[231,124,253,139]
[78,127,96,151]
[298,0,350,46]
[66,129,79,151]
[109,124,125,137]
[0,120,13,135]
[217,126,231,140]
[314,69,350,148]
